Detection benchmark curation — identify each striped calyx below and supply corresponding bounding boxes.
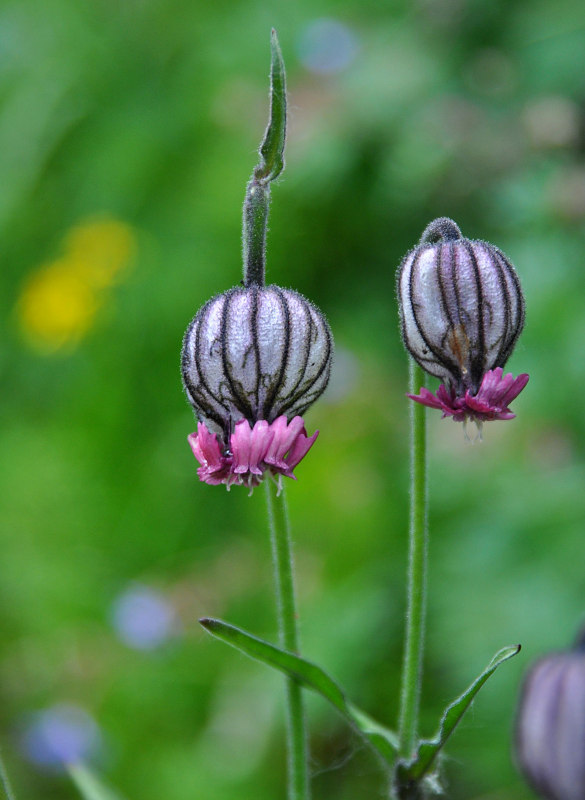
[515,639,585,800]
[181,284,332,442]
[398,217,525,396]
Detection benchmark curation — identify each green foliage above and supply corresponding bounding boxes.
[395,644,521,788]
[255,29,287,183]
[200,617,399,762]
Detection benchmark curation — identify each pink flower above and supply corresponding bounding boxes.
[408,367,529,425]
[188,415,318,494]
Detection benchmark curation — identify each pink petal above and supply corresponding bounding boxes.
[408,368,529,426]
[407,387,447,411]
[264,416,305,468]
[198,467,231,485]
[499,373,529,406]
[188,424,224,471]
[231,419,253,474]
[283,429,319,474]
[189,415,319,491]
[248,420,274,475]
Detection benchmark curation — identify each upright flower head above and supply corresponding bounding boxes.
[181,32,333,492]
[397,217,528,428]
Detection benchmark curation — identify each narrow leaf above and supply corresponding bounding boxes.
[398,644,521,782]
[200,617,398,763]
[347,703,399,761]
[255,29,287,183]
[68,764,124,800]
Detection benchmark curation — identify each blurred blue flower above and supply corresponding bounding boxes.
[298,19,358,75]
[21,705,101,770]
[111,584,176,650]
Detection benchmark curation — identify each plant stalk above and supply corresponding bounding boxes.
[242,29,286,288]
[243,179,270,287]
[265,480,310,800]
[398,360,429,762]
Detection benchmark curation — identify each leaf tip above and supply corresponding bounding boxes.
[270,29,284,70]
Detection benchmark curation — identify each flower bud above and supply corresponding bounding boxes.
[182,35,334,490]
[181,284,332,490]
[398,218,528,425]
[182,284,332,436]
[515,630,585,800]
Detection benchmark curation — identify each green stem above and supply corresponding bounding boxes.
[264,480,310,800]
[398,360,429,762]
[242,29,287,288]
[243,179,270,287]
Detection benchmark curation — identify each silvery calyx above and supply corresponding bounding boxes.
[397,217,528,426]
[181,286,332,490]
[182,286,332,437]
[181,32,333,491]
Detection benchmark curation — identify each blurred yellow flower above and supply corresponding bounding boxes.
[18,260,99,353]
[65,218,136,288]
[17,216,136,353]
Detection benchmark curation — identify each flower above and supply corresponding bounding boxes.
[515,628,585,800]
[409,367,529,422]
[183,36,333,490]
[188,415,318,494]
[111,585,177,650]
[397,217,527,425]
[182,287,332,491]
[18,217,136,353]
[21,705,101,771]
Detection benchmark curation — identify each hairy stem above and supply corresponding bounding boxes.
[242,29,287,288]
[398,360,429,762]
[265,480,310,800]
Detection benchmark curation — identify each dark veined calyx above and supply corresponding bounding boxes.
[515,627,585,800]
[181,32,333,492]
[181,285,332,441]
[397,217,528,428]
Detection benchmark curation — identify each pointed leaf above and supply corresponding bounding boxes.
[255,29,287,183]
[397,644,521,782]
[200,617,398,762]
[68,764,125,800]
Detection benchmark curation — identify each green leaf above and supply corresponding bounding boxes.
[200,617,398,763]
[68,764,125,800]
[255,28,287,183]
[397,644,521,783]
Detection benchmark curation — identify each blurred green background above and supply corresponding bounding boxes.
[2,0,585,797]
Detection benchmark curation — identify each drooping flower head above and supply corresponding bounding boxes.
[397,217,528,429]
[515,626,585,800]
[181,33,333,491]
[182,286,332,491]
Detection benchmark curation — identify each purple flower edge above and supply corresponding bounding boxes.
[408,367,529,423]
[188,415,318,493]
